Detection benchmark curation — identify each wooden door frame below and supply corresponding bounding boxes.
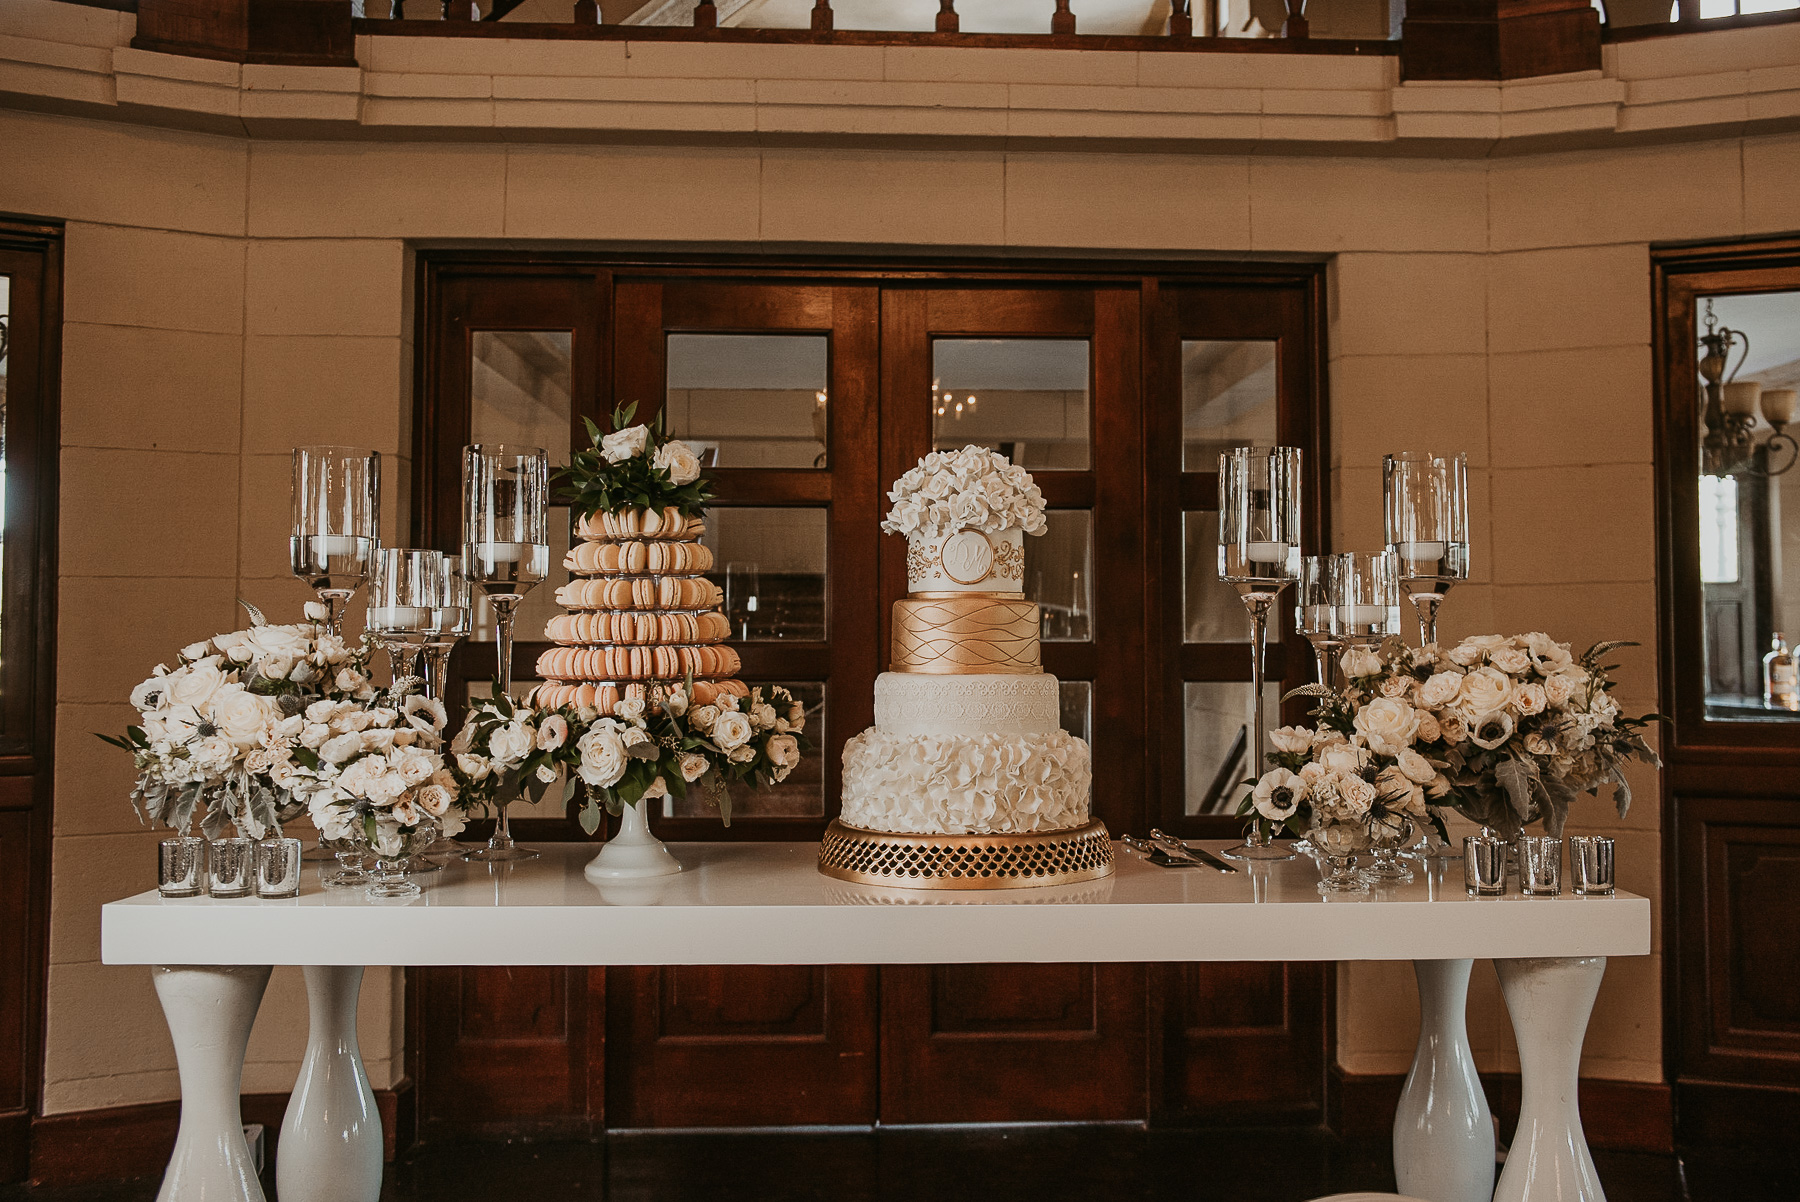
[0,215,62,1183]
[1652,236,1800,1143]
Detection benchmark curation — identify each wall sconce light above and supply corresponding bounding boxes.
[1699,298,1797,477]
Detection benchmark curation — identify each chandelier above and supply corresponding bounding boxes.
[1699,298,1797,477]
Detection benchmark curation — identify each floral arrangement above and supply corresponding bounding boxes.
[452,681,809,831]
[101,601,382,840]
[555,403,713,520]
[1240,632,1661,845]
[293,691,465,859]
[880,446,1049,540]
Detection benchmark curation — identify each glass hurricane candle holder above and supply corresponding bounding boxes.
[368,547,444,693]
[1383,451,1469,647]
[290,446,379,637]
[1294,555,1341,687]
[1331,550,1401,647]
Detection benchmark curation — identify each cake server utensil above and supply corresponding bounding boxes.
[1149,830,1239,874]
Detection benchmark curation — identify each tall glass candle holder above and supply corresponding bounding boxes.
[462,444,549,864]
[1383,451,1469,647]
[290,447,379,637]
[1295,555,1341,687]
[368,548,443,694]
[422,553,471,702]
[1331,550,1402,647]
[1217,446,1303,862]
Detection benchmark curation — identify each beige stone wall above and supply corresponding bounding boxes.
[11,3,1800,1114]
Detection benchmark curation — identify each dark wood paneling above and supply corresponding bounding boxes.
[0,812,31,1160]
[134,0,356,66]
[606,967,877,1127]
[415,967,602,1137]
[1154,961,1325,1122]
[1400,0,1600,80]
[1332,1069,1673,1154]
[880,964,1147,1123]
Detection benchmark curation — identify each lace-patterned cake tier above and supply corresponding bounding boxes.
[874,671,1060,737]
[890,596,1041,675]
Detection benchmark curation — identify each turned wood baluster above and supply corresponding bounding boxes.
[694,0,717,25]
[811,0,833,29]
[1282,0,1309,37]
[1167,0,1192,37]
[389,0,404,16]
[935,0,958,32]
[573,0,599,21]
[1051,0,1075,33]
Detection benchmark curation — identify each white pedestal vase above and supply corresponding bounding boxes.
[278,966,382,1202]
[1394,958,1494,1202]
[584,800,681,881]
[152,963,273,1202]
[1494,955,1609,1202]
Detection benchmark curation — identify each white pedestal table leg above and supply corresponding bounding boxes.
[1494,955,1609,1202]
[277,965,383,1202]
[1394,958,1495,1202]
[152,963,273,1202]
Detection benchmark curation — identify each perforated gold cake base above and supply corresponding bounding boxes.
[818,819,1114,890]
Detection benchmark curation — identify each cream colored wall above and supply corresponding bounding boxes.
[11,0,1800,1115]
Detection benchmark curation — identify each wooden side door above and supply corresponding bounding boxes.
[875,284,1150,1123]
[1144,277,1330,1122]
[602,278,882,1127]
[0,221,61,1180]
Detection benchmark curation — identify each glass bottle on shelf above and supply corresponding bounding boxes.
[1763,632,1798,711]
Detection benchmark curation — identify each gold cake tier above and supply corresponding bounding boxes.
[890,595,1041,675]
[817,819,1114,890]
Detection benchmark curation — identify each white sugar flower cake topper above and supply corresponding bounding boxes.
[880,446,1049,540]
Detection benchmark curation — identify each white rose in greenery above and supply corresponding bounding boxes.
[1417,672,1463,709]
[535,763,558,784]
[320,732,363,764]
[767,734,801,771]
[336,668,369,694]
[455,753,491,782]
[1414,709,1442,743]
[1268,725,1314,755]
[652,440,703,486]
[1438,712,1469,745]
[679,753,708,782]
[168,658,227,711]
[576,722,628,788]
[601,424,650,463]
[1353,697,1420,755]
[248,624,310,661]
[1251,768,1307,821]
[304,600,331,623]
[688,704,719,734]
[212,686,274,745]
[727,744,756,764]
[182,639,214,662]
[1543,674,1578,706]
[1396,747,1436,785]
[620,727,650,751]
[394,748,436,786]
[1319,741,1365,776]
[615,697,646,724]
[665,687,689,717]
[1375,765,1426,815]
[488,722,533,765]
[1340,647,1383,679]
[537,714,568,751]
[713,710,753,750]
[1489,646,1532,676]
[1337,773,1377,815]
[416,782,454,818]
[1468,710,1516,750]
[1513,681,1548,715]
[641,776,670,802]
[300,723,331,749]
[1457,666,1513,716]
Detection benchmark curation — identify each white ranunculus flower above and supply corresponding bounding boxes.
[1353,697,1420,755]
[1489,646,1532,675]
[1414,709,1442,743]
[487,722,533,765]
[1340,647,1383,679]
[1417,671,1464,709]
[1438,712,1469,744]
[1268,726,1314,755]
[1513,681,1548,715]
[1457,666,1513,716]
[653,440,703,485]
[1251,768,1307,821]
[713,710,753,750]
[576,721,629,788]
[1396,747,1437,784]
[601,424,650,463]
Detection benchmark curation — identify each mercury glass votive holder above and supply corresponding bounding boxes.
[1518,835,1563,896]
[256,837,304,899]
[158,837,207,898]
[1569,835,1616,897]
[1463,835,1505,896]
[207,837,255,898]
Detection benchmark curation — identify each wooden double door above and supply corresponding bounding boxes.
[409,256,1329,1136]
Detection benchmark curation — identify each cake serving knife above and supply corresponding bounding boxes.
[1148,830,1239,874]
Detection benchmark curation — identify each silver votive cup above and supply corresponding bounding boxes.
[1518,835,1563,896]
[207,837,255,898]
[1569,835,1616,896]
[1464,835,1506,896]
[158,837,206,898]
[256,837,304,900]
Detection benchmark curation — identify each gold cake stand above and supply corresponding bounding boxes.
[818,819,1115,891]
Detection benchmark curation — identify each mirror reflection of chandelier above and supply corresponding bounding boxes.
[931,377,978,420]
[1700,297,1798,477]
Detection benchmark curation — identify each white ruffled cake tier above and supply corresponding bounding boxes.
[838,727,1092,835]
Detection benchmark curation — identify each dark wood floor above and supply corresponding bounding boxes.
[5,1126,1798,1202]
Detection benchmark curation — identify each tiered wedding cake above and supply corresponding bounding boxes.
[822,448,1111,889]
[533,504,749,715]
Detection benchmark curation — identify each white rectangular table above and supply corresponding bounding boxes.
[102,842,1650,1202]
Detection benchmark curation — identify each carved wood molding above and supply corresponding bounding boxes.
[131,0,357,67]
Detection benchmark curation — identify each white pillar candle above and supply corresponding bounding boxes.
[1246,540,1288,562]
[1343,604,1389,625]
[474,541,530,562]
[311,535,363,556]
[369,605,431,629]
[1396,540,1446,563]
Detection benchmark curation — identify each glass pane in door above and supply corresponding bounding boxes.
[931,339,1090,469]
[1182,681,1280,816]
[1696,291,1800,720]
[1181,340,1277,470]
[0,274,8,678]
[1182,511,1251,643]
[702,508,828,642]
[1025,510,1091,642]
[666,334,830,469]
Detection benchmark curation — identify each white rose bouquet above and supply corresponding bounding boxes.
[555,402,713,521]
[880,446,1049,540]
[291,691,465,859]
[451,681,809,833]
[101,601,381,840]
[1245,632,1661,845]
